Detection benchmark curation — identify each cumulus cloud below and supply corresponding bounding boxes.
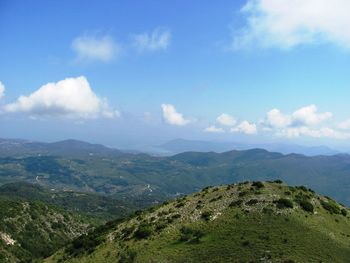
[261,105,350,139]
[204,125,225,133]
[231,121,257,135]
[264,105,331,129]
[133,28,171,52]
[232,0,350,49]
[0,81,5,99]
[161,104,191,126]
[266,109,292,128]
[72,34,121,62]
[292,105,332,126]
[4,76,119,119]
[216,113,237,126]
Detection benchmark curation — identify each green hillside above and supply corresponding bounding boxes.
[0,182,135,222]
[46,181,350,263]
[0,197,93,262]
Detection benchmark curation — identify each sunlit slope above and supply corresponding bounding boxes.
[46,181,350,262]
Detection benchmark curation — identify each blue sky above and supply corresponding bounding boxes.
[1,0,350,149]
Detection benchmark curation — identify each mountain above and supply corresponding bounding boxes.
[0,195,92,262]
[2,148,350,207]
[0,138,122,158]
[45,181,350,262]
[158,138,339,156]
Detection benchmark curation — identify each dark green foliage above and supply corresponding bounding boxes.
[321,200,341,214]
[296,186,308,192]
[274,179,283,184]
[201,211,212,221]
[229,200,243,207]
[119,248,137,263]
[246,199,259,206]
[238,191,248,197]
[297,199,314,213]
[134,223,153,239]
[179,226,204,243]
[252,181,264,189]
[275,198,294,209]
[341,209,347,217]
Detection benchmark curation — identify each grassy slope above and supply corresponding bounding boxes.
[46,181,350,263]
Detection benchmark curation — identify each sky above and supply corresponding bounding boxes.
[1,0,350,150]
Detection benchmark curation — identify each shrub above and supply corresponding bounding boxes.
[175,202,185,208]
[155,222,167,231]
[134,223,153,239]
[275,198,293,209]
[201,211,212,221]
[320,200,340,214]
[296,186,308,192]
[274,179,283,184]
[119,249,137,263]
[229,200,243,207]
[172,214,181,219]
[179,226,204,243]
[252,181,264,189]
[341,209,348,217]
[238,191,248,197]
[121,226,135,238]
[246,199,259,206]
[297,199,314,213]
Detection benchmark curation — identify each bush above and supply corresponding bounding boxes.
[341,209,348,217]
[321,200,340,214]
[238,191,248,197]
[297,199,314,213]
[229,200,243,207]
[246,199,259,206]
[252,181,264,189]
[179,226,204,243]
[119,248,137,263]
[274,179,283,184]
[296,186,308,192]
[275,198,293,209]
[134,223,153,239]
[201,211,212,221]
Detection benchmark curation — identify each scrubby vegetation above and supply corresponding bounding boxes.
[45,181,350,263]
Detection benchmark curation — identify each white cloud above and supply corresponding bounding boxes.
[4,76,118,119]
[0,81,5,99]
[233,0,350,49]
[216,113,237,126]
[161,104,190,126]
[204,125,225,133]
[261,105,350,139]
[338,119,350,130]
[264,105,331,128]
[72,34,121,62]
[231,121,257,135]
[291,105,332,126]
[133,28,171,52]
[266,109,292,128]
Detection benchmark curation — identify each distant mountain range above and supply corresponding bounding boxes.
[0,138,350,206]
[157,138,340,156]
[0,138,122,158]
